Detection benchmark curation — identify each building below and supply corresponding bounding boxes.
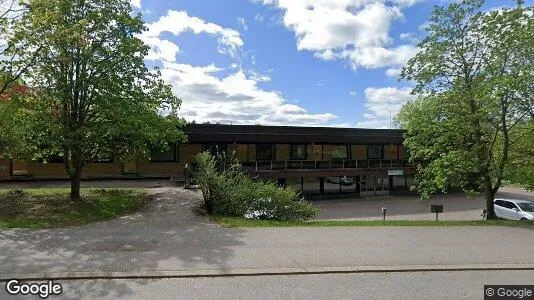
[0,123,415,196]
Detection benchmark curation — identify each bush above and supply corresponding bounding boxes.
[193,151,318,221]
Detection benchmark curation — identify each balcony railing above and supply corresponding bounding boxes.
[241,159,415,171]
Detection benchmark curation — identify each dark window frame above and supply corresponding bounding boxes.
[290,144,307,160]
[367,144,384,160]
[331,145,349,160]
[91,153,114,164]
[256,143,275,161]
[150,144,178,163]
[37,154,65,164]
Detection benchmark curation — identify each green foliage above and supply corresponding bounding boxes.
[505,120,534,191]
[398,0,534,217]
[0,0,187,200]
[0,188,148,228]
[194,151,318,221]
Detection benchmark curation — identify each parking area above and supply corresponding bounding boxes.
[313,187,534,221]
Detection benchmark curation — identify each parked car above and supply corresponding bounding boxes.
[326,176,354,186]
[494,199,534,220]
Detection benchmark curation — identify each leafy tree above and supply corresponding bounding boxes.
[0,0,42,95]
[3,0,186,201]
[398,0,534,218]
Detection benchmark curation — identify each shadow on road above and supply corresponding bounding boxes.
[0,188,246,299]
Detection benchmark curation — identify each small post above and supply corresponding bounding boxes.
[430,205,443,221]
[382,207,387,221]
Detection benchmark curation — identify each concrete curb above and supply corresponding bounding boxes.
[2,264,534,281]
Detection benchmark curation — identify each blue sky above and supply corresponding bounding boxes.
[131,0,530,128]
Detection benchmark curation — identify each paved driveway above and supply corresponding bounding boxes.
[0,187,248,277]
[314,187,534,221]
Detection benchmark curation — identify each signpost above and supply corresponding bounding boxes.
[387,170,404,176]
[431,205,443,221]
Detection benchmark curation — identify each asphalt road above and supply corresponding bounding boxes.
[2,270,533,299]
[2,187,534,279]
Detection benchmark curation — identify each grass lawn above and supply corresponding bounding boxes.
[214,216,534,228]
[0,188,150,228]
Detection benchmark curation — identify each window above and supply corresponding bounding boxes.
[494,200,504,207]
[92,153,113,163]
[38,154,64,164]
[150,144,177,162]
[331,145,348,159]
[256,144,275,161]
[402,146,411,159]
[368,145,384,159]
[504,201,518,210]
[290,144,307,160]
[203,143,227,157]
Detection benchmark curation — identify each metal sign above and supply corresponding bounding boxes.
[431,205,443,213]
[431,205,444,221]
[387,170,404,176]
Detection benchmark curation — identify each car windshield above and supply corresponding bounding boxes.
[517,202,534,212]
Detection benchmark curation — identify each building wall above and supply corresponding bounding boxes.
[0,142,408,181]
[276,144,290,161]
[180,144,202,163]
[0,159,9,179]
[247,144,256,161]
[310,144,322,160]
[351,145,367,160]
[399,144,407,160]
[136,159,183,176]
[384,145,399,160]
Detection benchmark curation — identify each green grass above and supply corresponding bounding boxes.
[214,216,534,228]
[0,188,150,229]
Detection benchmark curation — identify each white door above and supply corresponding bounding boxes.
[508,202,522,220]
[494,201,505,218]
[502,201,520,220]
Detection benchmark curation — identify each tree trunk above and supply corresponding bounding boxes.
[485,184,497,219]
[70,169,82,202]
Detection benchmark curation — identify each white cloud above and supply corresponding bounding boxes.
[385,67,402,78]
[349,91,357,96]
[141,10,244,60]
[254,13,265,23]
[238,17,248,31]
[399,32,419,44]
[144,37,181,62]
[160,62,338,126]
[356,87,414,128]
[130,0,141,9]
[255,0,420,70]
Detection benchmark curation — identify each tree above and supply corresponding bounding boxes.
[3,0,186,201]
[398,0,534,218]
[0,0,42,95]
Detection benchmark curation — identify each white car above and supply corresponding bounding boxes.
[494,199,534,220]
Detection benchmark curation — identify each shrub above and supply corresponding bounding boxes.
[193,151,318,221]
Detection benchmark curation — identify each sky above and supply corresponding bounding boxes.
[130,0,531,129]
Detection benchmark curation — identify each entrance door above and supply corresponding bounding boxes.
[360,174,389,196]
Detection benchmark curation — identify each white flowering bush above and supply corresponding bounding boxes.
[194,151,318,221]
